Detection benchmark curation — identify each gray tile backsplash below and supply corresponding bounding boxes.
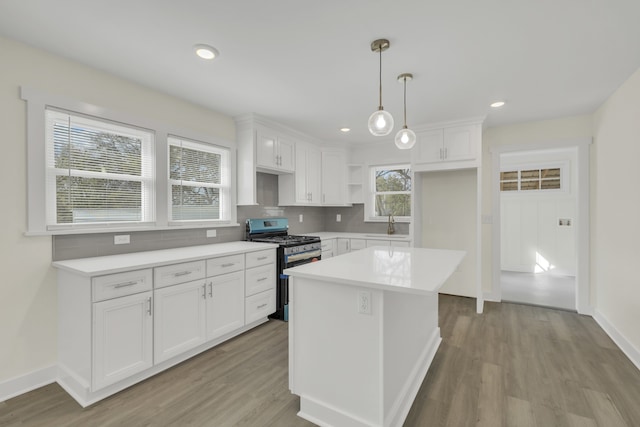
[52,173,408,261]
[323,204,410,235]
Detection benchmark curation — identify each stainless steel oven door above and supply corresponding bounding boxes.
[285,249,322,267]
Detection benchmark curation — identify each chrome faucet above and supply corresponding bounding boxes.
[387,215,395,235]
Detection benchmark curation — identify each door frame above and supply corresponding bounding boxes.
[490,138,592,314]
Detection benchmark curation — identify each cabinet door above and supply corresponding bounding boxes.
[294,143,309,203]
[307,145,322,203]
[336,238,350,255]
[154,280,207,364]
[321,150,346,205]
[416,129,444,163]
[92,291,153,390]
[350,239,367,251]
[206,271,245,341]
[256,129,277,169]
[366,239,391,248]
[443,125,476,161]
[277,136,296,172]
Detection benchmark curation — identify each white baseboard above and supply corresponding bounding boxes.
[483,290,501,302]
[0,365,57,403]
[594,309,640,372]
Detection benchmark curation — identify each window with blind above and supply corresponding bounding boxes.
[45,108,154,228]
[370,165,412,220]
[168,136,230,222]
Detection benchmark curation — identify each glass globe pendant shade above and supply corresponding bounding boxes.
[394,126,416,149]
[368,109,394,136]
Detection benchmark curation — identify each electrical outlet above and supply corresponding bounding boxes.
[206,229,217,238]
[299,214,303,223]
[114,235,130,245]
[358,291,372,315]
[336,214,341,222]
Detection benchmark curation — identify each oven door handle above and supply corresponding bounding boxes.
[285,249,322,264]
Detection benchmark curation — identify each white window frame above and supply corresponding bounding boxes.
[499,161,569,195]
[22,87,237,235]
[366,164,412,223]
[45,108,156,230]
[167,136,231,225]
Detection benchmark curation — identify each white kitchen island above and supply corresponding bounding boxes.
[285,246,465,427]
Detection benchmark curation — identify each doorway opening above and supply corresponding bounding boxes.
[491,140,591,314]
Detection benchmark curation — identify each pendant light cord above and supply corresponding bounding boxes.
[403,77,407,127]
[378,47,383,109]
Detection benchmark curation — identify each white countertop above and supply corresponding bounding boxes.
[52,241,278,276]
[285,246,465,294]
[303,231,412,241]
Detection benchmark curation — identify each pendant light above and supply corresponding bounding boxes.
[368,39,394,136]
[394,73,416,149]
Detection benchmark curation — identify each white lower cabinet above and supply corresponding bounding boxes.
[54,244,278,407]
[320,238,335,258]
[92,290,153,390]
[365,239,411,248]
[337,238,366,254]
[206,270,245,341]
[154,279,207,364]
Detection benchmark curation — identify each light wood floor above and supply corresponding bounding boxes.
[2,295,640,426]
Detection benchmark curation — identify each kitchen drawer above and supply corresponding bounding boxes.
[245,249,276,269]
[321,250,333,259]
[320,239,334,252]
[245,263,276,297]
[154,260,206,289]
[245,289,276,324]
[92,269,153,302]
[206,254,245,277]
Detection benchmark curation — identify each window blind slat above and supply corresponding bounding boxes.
[46,108,154,226]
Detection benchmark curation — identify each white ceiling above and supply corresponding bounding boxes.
[1,0,639,144]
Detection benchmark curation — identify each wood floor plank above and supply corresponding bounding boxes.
[2,295,640,427]
[582,388,630,427]
[505,396,535,427]
[476,362,503,427]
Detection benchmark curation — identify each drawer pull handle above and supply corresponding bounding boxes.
[114,281,137,288]
[257,277,268,282]
[174,271,191,277]
[256,256,268,261]
[257,303,268,309]
[147,297,152,316]
[221,263,235,268]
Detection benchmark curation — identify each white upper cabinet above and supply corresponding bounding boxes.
[256,127,295,173]
[236,114,299,205]
[321,149,348,206]
[279,141,321,205]
[413,121,482,171]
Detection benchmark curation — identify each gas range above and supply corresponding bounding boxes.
[245,218,321,321]
[245,218,321,251]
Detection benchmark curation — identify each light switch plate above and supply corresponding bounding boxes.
[299,214,303,223]
[336,214,341,222]
[206,229,217,238]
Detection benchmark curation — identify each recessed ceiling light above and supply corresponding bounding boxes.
[194,44,219,60]
[490,101,506,108]
[340,127,351,133]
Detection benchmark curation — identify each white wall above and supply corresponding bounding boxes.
[0,36,234,385]
[592,67,640,362]
[481,115,593,294]
[421,169,477,297]
[500,148,577,275]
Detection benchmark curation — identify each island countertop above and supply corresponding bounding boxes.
[284,246,465,295]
